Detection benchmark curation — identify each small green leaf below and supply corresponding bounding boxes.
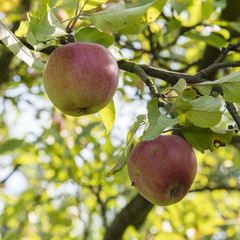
[182,88,197,101]
[171,79,196,114]
[107,114,146,176]
[98,99,116,135]
[15,21,29,37]
[145,0,167,22]
[142,98,178,141]
[75,27,114,47]
[186,96,222,128]
[171,78,186,95]
[182,126,233,153]
[0,139,24,155]
[108,45,124,61]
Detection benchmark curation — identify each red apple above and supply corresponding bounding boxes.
[127,135,197,206]
[43,42,119,116]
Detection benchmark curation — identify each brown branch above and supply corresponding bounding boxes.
[117,60,164,106]
[141,64,202,84]
[196,61,240,79]
[0,164,20,185]
[104,184,240,240]
[190,185,240,192]
[215,39,240,63]
[118,60,203,85]
[104,194,153,240]
[226,102,240,130]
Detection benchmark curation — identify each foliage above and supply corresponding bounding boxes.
[1,0,240,239]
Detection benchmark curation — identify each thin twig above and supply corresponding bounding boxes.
[196,61,240,79]
[66,0,89,33]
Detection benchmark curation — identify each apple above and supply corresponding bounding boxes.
[43,42,119,116]
[127,135,197,206]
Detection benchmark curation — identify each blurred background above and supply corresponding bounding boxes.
[0,0,240,239]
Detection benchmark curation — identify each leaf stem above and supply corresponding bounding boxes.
[66,0,90,33]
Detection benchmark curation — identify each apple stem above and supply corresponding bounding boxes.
[66,0,90,33]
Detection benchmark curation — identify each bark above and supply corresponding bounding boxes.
[104,194,153,240]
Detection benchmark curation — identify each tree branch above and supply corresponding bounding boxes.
[104,194,153,240]
[196,61,240,79]
[226,102,240,130]
[0,164,20,185]
[104,184,240,240]
[117,60,164,106]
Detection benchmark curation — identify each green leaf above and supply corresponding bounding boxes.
[0,20,45,70]
[169,0,192,14]
[186,96,222,128]
[35,8,67,42]
[89,1,162,31]
[145,0,167,22]
[0,139,24,155]
[107,114,146,176]
[171,78,186,95]
[75,27,114,47]
[182,126,233,153]
[80,0,109,11]
[194,71,240,103]
[184,32,227,49]
[194,85,212,96]
[98,99,116,135]
[108,45,124,61]
[15,21,29,37]
[171,79,193,114]
[37,0,50,18]
[142,98,178,141]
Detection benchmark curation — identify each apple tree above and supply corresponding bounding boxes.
[0,0,240,239]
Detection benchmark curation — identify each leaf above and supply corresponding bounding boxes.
[35,8,67,42]
[171,78,186,95]
[184,32,227,49]
[194,71,240,103]
[75,27,114,47]
[171,78,197,114]
[142,98,178,141]
[186,96,222,128]
[145,0,167,22]
[107,114,146,177]
[182,126,233,153]
[195,85,212,96]
[89,1,162,31]
[98,99,116,135]
[0,20,45,70]
[15,21,29,37]
[80,0,109,11]
[0,139,24,155]
[108,45,124,61]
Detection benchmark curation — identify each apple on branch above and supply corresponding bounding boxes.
[43,42,119,117]
[127,135,197,206]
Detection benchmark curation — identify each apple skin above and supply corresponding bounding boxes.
[127,135,197,206]
[43,42,119,116]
